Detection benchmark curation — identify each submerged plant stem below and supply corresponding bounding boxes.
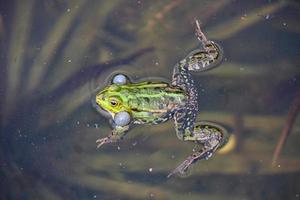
[272,88,300,167]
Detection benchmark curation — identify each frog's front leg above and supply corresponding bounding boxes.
[96,125,130,148]
[96,111,132,148]
[168,121,227,178]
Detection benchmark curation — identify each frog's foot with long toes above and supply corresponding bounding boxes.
[185,20,223,72]
[96,136,118,148]
[96,124,130,148]
[168,121,227,178]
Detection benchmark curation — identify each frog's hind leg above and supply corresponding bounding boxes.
[168,121,227,178]
[172,58,199,141]
[186,20,223,72]
[173,106,198,141]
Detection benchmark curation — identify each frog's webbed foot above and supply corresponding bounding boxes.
[194,20,209,46]
[167,155,195,178]
[167,148,214,178]
[184,20,223,72]
[168,121,227,178]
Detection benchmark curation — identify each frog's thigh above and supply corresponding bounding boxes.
[173,108,197,140]
[171,62,194,91]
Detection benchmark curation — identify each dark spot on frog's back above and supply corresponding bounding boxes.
[159,104,165,109]
[144,97,150,103]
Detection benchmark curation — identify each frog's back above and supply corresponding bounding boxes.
[119,82,187,123]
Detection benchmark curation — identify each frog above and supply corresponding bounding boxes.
[93,20,228,177]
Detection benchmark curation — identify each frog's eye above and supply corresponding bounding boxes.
[110,99,118,107]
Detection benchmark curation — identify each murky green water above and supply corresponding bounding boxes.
[1,0,300,199]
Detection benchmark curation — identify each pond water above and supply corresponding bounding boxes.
[1,0,300,200]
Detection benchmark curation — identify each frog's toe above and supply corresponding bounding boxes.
[167,156,195,178]
[96,137,111,148]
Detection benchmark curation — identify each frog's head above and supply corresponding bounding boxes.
[95,84,129,118]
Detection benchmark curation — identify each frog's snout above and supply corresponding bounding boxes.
[96,93,104,107]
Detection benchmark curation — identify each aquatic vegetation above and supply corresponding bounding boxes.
[0,0,299,199]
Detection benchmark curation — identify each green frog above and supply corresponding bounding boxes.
[94,20,227,177]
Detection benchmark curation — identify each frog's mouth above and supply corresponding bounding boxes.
[91,94,111,118]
